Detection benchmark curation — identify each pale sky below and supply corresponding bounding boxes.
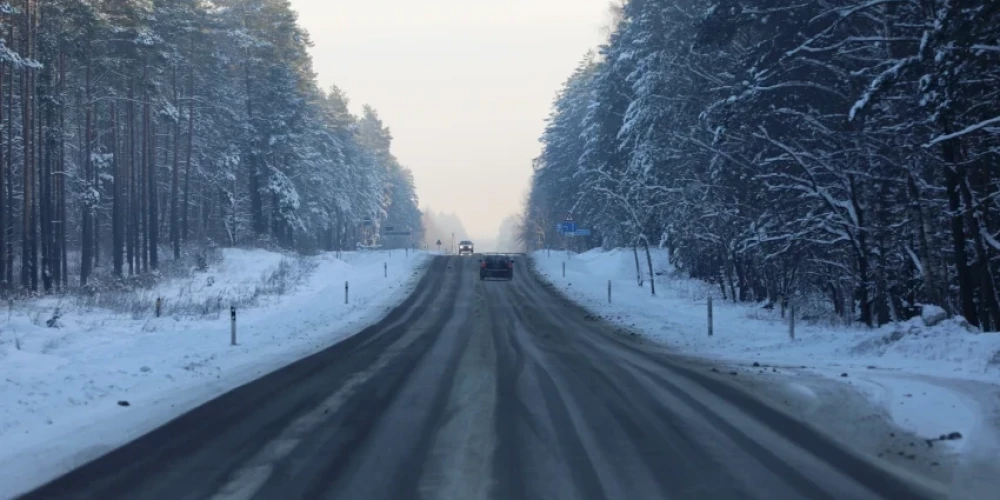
[288,0,610,239]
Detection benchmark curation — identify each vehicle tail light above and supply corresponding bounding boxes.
[508,261,513,269]
[481,261,486,269]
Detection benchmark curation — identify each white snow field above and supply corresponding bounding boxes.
[533,248,1000,497]
[0,248,429,498]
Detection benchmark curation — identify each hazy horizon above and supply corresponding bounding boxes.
[288,0,611,240]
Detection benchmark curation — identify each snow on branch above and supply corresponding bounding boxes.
[924,115,1000,147]
[849,54,920,121]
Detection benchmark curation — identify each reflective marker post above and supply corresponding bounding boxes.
[562,262,565,277]
[230,307,237,346]
[608,280,612,304]
[385,262,387,278]
[345,281,349,304]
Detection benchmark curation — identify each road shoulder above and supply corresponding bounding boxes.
[527,252,1000,499]
[0,251,433,499]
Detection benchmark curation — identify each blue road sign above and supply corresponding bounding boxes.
[574,229,591,236]
[561,221,577,234]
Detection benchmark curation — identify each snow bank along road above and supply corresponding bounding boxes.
[20,256,944,500]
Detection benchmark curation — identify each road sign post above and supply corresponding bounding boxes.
[230,307,237,346]
[560,213,576,235]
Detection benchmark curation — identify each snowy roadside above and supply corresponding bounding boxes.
[0,248,430,498]
[532,248,1000,497]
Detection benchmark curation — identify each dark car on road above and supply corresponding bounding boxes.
[480,254,514,280]
[458,240,474,256]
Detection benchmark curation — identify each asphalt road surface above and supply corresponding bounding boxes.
[22,256,942,500]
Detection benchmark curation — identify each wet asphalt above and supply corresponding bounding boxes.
[20,256,942,500]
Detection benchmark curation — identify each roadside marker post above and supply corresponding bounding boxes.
[230,307,237,346]
[562,262,566,277]
[155,297,162,318]
[345,281,350,304]
[608,280,612,304]
[708,296,713,337]
[385,262,387,278]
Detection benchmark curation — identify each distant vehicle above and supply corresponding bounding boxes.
[458,240,474,255]
[480,254,514,281]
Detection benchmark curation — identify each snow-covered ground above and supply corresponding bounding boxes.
[0,248,429,498]
[533,248,1000,497]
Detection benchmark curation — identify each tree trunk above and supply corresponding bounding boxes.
[148,110,159,270]
[39,18,53,293]
[4,25,12,288]
[141,66,149,273]
[632,241,642,286]
[126,79,135,275]
[182,45,195,243]
[80,44,93,287]
[335,209,342,251]
[944,162,978,325]
[244,58,265,235]
[734,253,749,302]
[0,52,6,293]
[28,0,38,292]
[724,251,737,302]
[201,174,211,239]
[642,237,655,296]
[170,64,181,259]
[849,174,872,326]
[907,170,942,306]
[112,100,123,277]
[21,0,36,291]
[92,110,100,272]
[959,171,1000,330]
[57,53,66,289]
